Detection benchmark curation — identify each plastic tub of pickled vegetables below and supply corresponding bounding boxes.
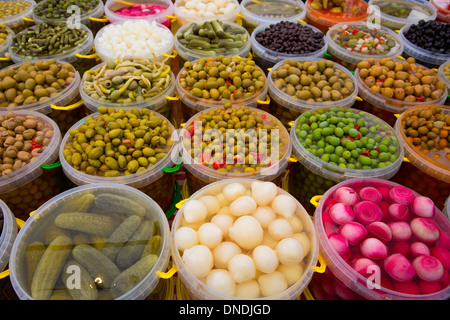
[310,177,450,300]
[8,183,171,300]
[171,178,319,299]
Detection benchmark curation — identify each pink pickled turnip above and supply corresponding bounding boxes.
[410,242,431,257]
[360,238,388,260]
[393,281,420,295]
[354,201,383,225]
[322,210,339,237]
[333,186,359,206]
[389,221,412,242]
[339,221,368,245]
[359,187,382,203]
[328,233,350,257]
[384,253,416,282]
[377,186,391,200]
[412,255,444,282]
[391,241,411,258]
[430,247,450,271]
[412,196,435,218]
[367,221,392,242]
[388,203,411,221]
[410,217,440,243]
[418,280,442,294]
[329,203,355,225]
[389,186,415,206]
[353,258,379,277]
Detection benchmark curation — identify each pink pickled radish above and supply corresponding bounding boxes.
[412,255,444,282]
[377,186,391,200]
[324,198,338,212]
[339,221,368,245]
[430,247,450,271]
[389,221,412,242]
[388,203,411,221]
[391,241,411,258]
[412,196,435,218]
[329,234,350,257]
[367,221,392,242]
[389,186,415,206]
[329,203,355,225]
[410,242,431,257]
[360,238,388,260]
[393,281,420,295]
[418,280,441,294]
[410,217,440,243]
[354,201,383,225]
[333,187,359,206]
[353,258,379,277]
[322,210,339,237]
[384,253,416,282]
[359,187,382,203]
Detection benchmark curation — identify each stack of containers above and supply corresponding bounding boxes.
[368,0,437,31]
[0,200,18,300]
[238,0,306,35]
[104,0,174,28]
[31,0,106,35]
[173,0,241,27]
[325,21,404,72]
[0,0,36,35]
[8,183,172,300]
[304,0,370,34]
[59,109,179,214]
[391,105,450,211]
[310,177,450,300]
[431,0,450,23]
[0,111,68,221]
[288,106,404,214]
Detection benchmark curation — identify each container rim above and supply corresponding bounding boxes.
[251,20,328,64]
[239,0,306,26]
[0,25,14,55]
[8,22,94,64]
[80,60,176,112]
[179,105,292,183]
[0,110,61,194]
[59,110,178,189]
[325,21,404,65]
[267,57,358,112]
[394,104,450,183]
[170,177,319,300]
[0,199,18,273]
[368,0,437,26]
[104,0,174,24]
[290,106,405,182]
[8,182,171,300]
[314,177,450,300]
[0,0,36,26]
[174,20,251,61]
[0,59,81,114]
[93,18,175,63]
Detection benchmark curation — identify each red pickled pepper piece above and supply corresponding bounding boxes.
[30,136,42,151]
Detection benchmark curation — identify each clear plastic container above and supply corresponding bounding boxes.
[175,20,251,66]
[289,106,404,213]
[251,21,328,74]
[0,59,85,134]
[173,0,240,27]
[354,59,448,126]
[94,19,175,63]
[32,0,105,35]
[369,0,437,31]
[310,177,450,300]
[304,0,370,34]
[0,0,36,35]
[80,62,176,122]
[59,111,178,213]
[0,110,67,221]
[438,60,450,91]
[268,58,358,128]
[239,0,306,35]
[0,25,14,70]
[170,178,319,300]
[175,58,269,122]
[8,23,96,75]
[444,196,450,220]
[0,200,18,273]
[398,23,450,69]
[431,0,450,23]
[326,21,404,71]
[391,105,450,210]
[180,106,291,195]
[104,0,174,28]
[8,183,171,300]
